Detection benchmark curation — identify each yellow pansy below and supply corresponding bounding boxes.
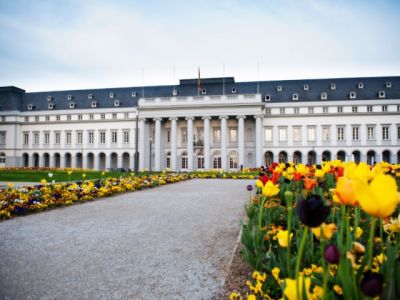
[7,182,14,188]
[271,267,280,281]
[384,214,400,233]
[311,223,337,240]
[247,294,256,300]
[276,229,293,248]
[350,226,363,239]
[262,181,280,197]
[40,179,47,185]
[352,173,400,218]
[284,276,311,300]
[333,285,343,295]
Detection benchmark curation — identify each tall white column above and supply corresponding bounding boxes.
[71,154,76,168]
[82,154,87,169]
[220,116,228,170]
[254,115,263,167]
[105,154,110,170]
[203,116,211,170]
[154,118,162,171]
[237,116,246,169]
[170,117,178,171]
[117,154,123,168]
[94,154,100,170]
[186,117,194,171]
[139,119,145,170]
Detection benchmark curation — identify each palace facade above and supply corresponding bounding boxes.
[0,76,399,171]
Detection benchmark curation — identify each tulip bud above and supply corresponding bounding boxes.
[361,271,383,297]
[247,185,253,191]
[297,195,330,227]
[324,244,340,264]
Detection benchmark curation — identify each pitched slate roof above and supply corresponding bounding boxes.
[1,76,399,112]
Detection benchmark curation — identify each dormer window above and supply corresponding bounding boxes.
[231,87,237,94]
[265,94,271,101]
[349,91,356,99]
[386,81,392,88]
[91,101,97,108]
[47,96,53,101]
[321,92,327,100]
[330,83,336,90]
[132,91,137,97]
[379,90,385,99]
[69,102,75,109]
[201,89,207,95]
[27,104,34,111]
[358,82,364,89]
[292,93,299,101]
[110,92,114,98]
[48,103,54,110]
[88,94,93,99]
[172,89,178,96]
[303,84,309,91]
[114,100,120,107]
[67,95,73,100]
[277,85,282,92]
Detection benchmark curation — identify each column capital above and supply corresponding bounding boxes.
[138,118,147,122]
[185,116,195,121]
[236,115,246,120]
[202,116,211,120]
[153,117,163,122]
[169,117,178,121]
[254,115,263,120]
[219,115,229,120]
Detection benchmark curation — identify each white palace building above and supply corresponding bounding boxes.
[0,76,399,171]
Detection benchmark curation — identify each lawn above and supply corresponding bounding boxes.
[0,170,146,182]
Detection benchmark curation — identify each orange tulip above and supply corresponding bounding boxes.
[334,176,358,206]
[303,177,317,190]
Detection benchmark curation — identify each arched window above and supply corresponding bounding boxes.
[197,149,204,169]
[278,151,287,163]
[0,152,5,166]
[181,151,188,169]
[165,152,171,169]
[213,156,221,169]
[229,153,238,169]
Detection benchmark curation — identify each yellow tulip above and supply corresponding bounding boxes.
[7,182,14,188]
[295,164,308,176]
[262,180,280,197]
[352,173,399,218]
[40,179,47,185]
[284,276,311,300]
[276,229,293,248]
[334,176,358,206]
[315,169,325,178]
[255,179,263,188]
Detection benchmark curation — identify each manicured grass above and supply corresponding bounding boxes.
[0,170,145,182]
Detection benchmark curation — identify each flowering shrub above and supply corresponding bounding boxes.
[0,174,189,220]
[232,160,400,299]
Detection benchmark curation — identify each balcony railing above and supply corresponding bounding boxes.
[139,94,262,107]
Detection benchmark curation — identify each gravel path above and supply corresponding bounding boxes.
[0,179,253,300]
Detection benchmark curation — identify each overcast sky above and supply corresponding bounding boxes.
[0,0,399,92]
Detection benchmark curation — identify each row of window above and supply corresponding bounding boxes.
[264,125,400,143]
[45,92,137,101]
[164,127,240,144]
[21,112,132,123]
[267,104,400,115]
[167,154,238,170]
[22,130,133,146]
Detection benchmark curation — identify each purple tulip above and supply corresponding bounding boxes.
[297,195,330,227]
[247,185,253,191]
[324,244,340,264]
[361,271,383,297]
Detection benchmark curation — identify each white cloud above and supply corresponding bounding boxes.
[0,0,399,91]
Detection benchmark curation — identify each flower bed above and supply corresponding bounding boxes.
[0,174,189,220]
[231,161,400,300]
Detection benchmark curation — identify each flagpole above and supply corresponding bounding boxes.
[222,64,225,95]
[197,66,200,97]
[257,61,260,95]
[142,67,145,98]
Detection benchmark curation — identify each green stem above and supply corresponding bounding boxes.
[338,205,346,247]
[295,226,308,300]
[367,217,377,270]
[322,264,329,300]
[353,206,360,240]
[258,195,267,230]
[286,194,293,278]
